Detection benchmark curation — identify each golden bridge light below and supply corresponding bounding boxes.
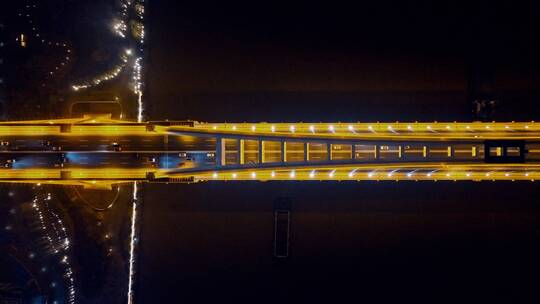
[0,118,539,185]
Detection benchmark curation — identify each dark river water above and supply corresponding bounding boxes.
[136,2,540,303]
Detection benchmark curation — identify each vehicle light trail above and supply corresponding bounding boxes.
[129,2,146,303]
[31,189,76,303]
[127,182,138,304]
[133,56,144,123]
[72,50,131,91]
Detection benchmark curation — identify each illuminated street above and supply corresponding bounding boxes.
[0,117,538,186]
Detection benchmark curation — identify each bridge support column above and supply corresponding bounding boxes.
[423,146,429,158]
[327,144,332,161]
[216,137,226,166]
[374,145,380,159]
[259,140,265,164]
[351,144,356,160]
[304,142,310,162]
[281,141,287,163]
[398,145,403,159]
[447,146,453,157]
[238,139,245,165]
[164,134,169,167]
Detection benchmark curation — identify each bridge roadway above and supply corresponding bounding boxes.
[0,116,539,187]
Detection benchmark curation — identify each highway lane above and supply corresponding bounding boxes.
[0,133,217,170]
[0,131,539,170]
[171,163,540,182]
[0,151,217,169]
[3,139,533,167]
[168,121,540,141]
[2,163,540,184]
[0,135,216,152]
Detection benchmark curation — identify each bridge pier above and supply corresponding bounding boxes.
[259,140,265,164]
[352,144,356,160]
[484,140,526,163]
[281,141,287,163]
[327,144,332,161]
[238,139,245,165]
[216,137,226,166]
[304,142,310,162]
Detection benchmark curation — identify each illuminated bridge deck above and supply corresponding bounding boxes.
[0,116,539,187]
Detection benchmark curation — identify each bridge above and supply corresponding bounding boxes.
[0,115,539,188]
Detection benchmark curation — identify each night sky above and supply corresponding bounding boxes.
[138,2,540,303]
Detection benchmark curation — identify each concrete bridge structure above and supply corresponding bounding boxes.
[0,116,539,187]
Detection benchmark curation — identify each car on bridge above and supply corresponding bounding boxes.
[3,159,16,168]
[141,156,158,167]
[112,142,122,151]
